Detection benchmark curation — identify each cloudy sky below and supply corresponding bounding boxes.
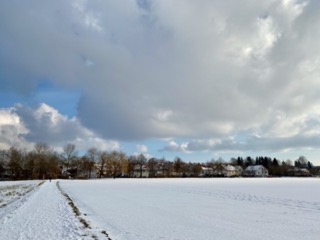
[1,0,320,164]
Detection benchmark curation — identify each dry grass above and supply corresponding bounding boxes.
[0,182,42,208]
[56,181,112,239]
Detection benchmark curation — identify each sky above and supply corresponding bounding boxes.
[1,0,320,164]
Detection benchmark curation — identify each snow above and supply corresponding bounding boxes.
[0,178,319,240]
[0,181,41,209]
[0,180,107,240]
[61,178,320,240]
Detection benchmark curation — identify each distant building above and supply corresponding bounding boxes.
[0,164,10,179]
[287,168,311,177]
[234,165,244,176]
[222,165,237,177]
[245,165,268,177]
[200,167,214,177]
[133,165,150,178]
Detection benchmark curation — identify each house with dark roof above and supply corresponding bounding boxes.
[234,165,244,176]
[245,165,268,177]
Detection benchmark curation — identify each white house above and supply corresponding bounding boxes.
[222,165,237,177]
[245,165,268,177]
[133,165,150,178]
[200,167,214,177]
[287,167,311,177]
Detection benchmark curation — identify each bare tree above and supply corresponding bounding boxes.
[173,157,184,174]
[86,148,99,178]
[127,156,136,177]
[34,142,53,155]
[7,147,23,180]
[62,143,77,169]
[87,148,99,162]
[147,158,158,177]
[78,156,94,178]
[98,151,108,178]
[136,154,147,178]
[295,156,308,167]
[33,142,54,179]
[107,151,127,178]
[0,150,8,179]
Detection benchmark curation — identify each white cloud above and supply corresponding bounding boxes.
[136,144,148,153]
[160,140,190,153]
[0,104,119,152]
[1,0,320,157]
[160,130,320,156]
[133,144,152,159]
[72,0,103,32]
[153,109,173,122]
[0,108,30,149]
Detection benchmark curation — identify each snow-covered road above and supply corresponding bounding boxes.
[0,180,106,240]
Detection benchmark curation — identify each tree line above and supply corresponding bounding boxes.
[0,143,318,180]
[228,155,317,176]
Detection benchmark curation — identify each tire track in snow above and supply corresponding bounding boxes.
[0,180,93,240]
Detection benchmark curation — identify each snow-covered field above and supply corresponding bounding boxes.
[0,181,41,209]
[61,178,320,240]
[0,178,319,240]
